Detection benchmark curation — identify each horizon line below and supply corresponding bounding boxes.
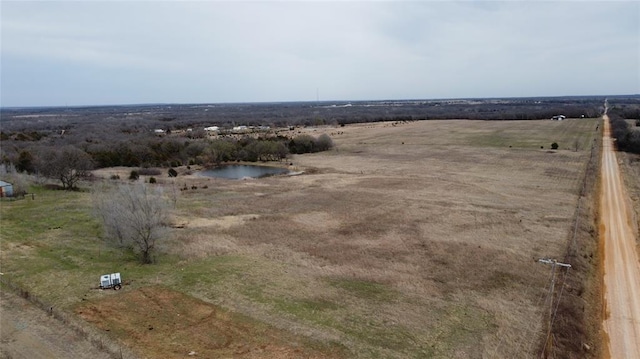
[2,93,639,111]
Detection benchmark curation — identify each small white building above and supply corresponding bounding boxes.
[232,126,248,133]
[0,180,14,197]
[551,115,566,121]
[204,126,219,132]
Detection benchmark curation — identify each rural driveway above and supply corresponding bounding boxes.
[0,289,113,359]
[601,114,640,358]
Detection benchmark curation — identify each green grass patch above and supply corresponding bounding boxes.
[466,119,598,149]
[428,302,497,356]
[328,278,397,302]
[0,186,251,308]
[335,313,435,358]
[173,255,245,287]
[273,297,341,326]
[0,187,90,243]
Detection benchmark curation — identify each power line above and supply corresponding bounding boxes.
[522,264,558,356]
[537,258,571,359]
[511,264,556,357]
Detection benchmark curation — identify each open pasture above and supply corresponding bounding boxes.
[0,118,599,358]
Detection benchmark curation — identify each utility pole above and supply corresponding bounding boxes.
[538,259,571,302]
[538,258,571,268]
[538,258,571,358]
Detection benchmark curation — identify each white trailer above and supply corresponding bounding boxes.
[100,273,122,290]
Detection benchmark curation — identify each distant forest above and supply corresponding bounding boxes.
[1,95,639,181]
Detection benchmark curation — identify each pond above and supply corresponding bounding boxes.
[199,165,289,179]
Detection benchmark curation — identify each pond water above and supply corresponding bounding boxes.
[199,165,289,179]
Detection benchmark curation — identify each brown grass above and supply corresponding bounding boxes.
[66,119,602,357]
[543,122,603,359]
[153,119,600,358]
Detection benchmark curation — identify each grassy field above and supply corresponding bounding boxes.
[0,118,600,358]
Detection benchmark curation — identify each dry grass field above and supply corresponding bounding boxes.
[164,119,598,358]
[1,118,600,358]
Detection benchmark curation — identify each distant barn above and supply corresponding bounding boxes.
[0,180,14,197]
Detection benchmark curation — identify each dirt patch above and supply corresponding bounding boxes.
[75,286,344,359]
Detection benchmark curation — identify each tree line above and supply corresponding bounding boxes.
[1,96,611,135]
[2,133,334,190]
[608,102,640,154]
[88,133,333,167]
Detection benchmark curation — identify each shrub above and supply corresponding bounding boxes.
[551,142,559,150]
[110,174,120,180]
[289,134,316,154]
[149,177,157,184]
[129,170,139,181]
[168,168,178,177]
[316,134,334,151]
[16,150,35,173]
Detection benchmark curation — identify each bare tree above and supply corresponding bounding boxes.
[37,146,93,190]
[93,183,170,264]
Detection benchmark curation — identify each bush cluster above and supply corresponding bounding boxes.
[609,115,640,154]
[609,103,640,154]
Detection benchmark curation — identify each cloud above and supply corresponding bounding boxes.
[1,1,638,106]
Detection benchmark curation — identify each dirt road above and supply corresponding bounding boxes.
[0,289,113,359]
[601,114,640,358]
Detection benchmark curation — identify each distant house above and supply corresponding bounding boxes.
[0,180,14,197]
[551,115,566,121]
[232,126,248,133]
[153,129,166,134]
[204,126,219,132]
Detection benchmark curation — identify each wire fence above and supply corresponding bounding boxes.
[540,135,601,358]
[0,275,136,359]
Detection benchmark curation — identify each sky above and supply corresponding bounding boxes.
[1,1,639,107]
